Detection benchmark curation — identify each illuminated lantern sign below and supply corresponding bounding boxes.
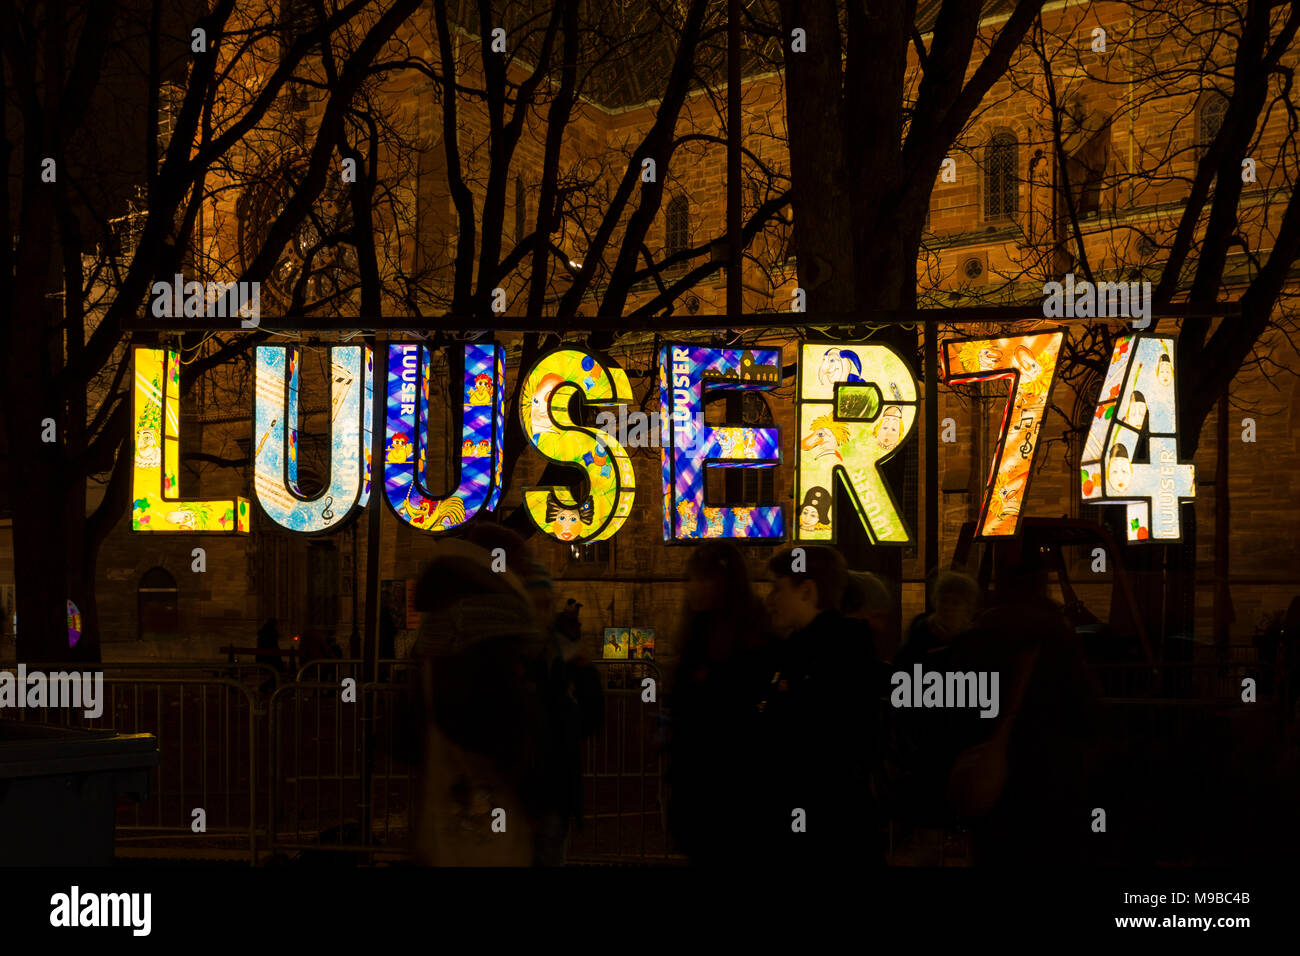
[132,347,250,533]
[796,342,918,544]
[942,331,1064,539]
[128,329,1195,544]
[1080,334,1195,541]
[253,345,373,533]
[520,349,636,543]
[385,342,506,533]
[659,345,783,541]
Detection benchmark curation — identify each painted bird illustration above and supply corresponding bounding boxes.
[388,433,413,464]
[428,495,466,529]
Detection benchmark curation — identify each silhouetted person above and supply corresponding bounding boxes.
[404,539,552,866]
[841,570,892,694]
[895,571,980,672]
[945,548,1100,867]
[523,564,603,866]
[666,541,773,865]
[738,545,880,866]
[256,618,284,694]
[882,571,980,863]
[464,523,604,866]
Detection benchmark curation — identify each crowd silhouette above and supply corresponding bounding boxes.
[392,533,1293,867]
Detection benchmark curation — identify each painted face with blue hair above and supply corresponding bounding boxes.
[817,347,864,387]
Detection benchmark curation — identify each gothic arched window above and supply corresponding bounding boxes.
[985,132,1019,221]
[1199,92,1229,158]
[665,194,689,258]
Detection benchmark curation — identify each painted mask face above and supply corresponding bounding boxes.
[1108,455,1132,494]
[1126,397,1147,427]
[978,348,1003,371]
[1156,360,1173,388]
[800,505,821,532]
[877,411,902,449]
[137,429,162,469]
[819,351,845,386]
[553,509,581,541]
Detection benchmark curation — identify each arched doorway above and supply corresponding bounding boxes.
[138,566,180,641]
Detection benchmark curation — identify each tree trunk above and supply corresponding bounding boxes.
[9,464,71,664]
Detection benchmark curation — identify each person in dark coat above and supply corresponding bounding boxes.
[882,571,981,861]
[944,549,1101,867]
[256,618,285,693]
[666,540,773,865]
[404,539,552,866]
[736,545,879,867]
[523,567,603,866]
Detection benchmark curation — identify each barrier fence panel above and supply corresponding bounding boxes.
[0,669,261,863]
[568,660,677,864]
[267,681,412,862]
[47,653,1283,865]
[294,658,413,684]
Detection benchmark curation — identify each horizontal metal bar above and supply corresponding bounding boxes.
[121,303,1242,333]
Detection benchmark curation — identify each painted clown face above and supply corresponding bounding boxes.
[801,425,840,459]
[799,505,821,532]
[553,508,582,541]
[818,350,847,387]
[876,408,903,450]
[978,348,1003,372]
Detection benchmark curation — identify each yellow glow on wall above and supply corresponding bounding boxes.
[131,347,250,533]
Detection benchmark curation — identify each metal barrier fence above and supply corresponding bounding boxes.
[569,660,674,864]
[1,666,263,862]
[5,654,1284,865]
[263,658,674,864]
[266,680,411,863]
[293,658,412,683]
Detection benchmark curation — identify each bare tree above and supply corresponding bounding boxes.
[1,0,424,661]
